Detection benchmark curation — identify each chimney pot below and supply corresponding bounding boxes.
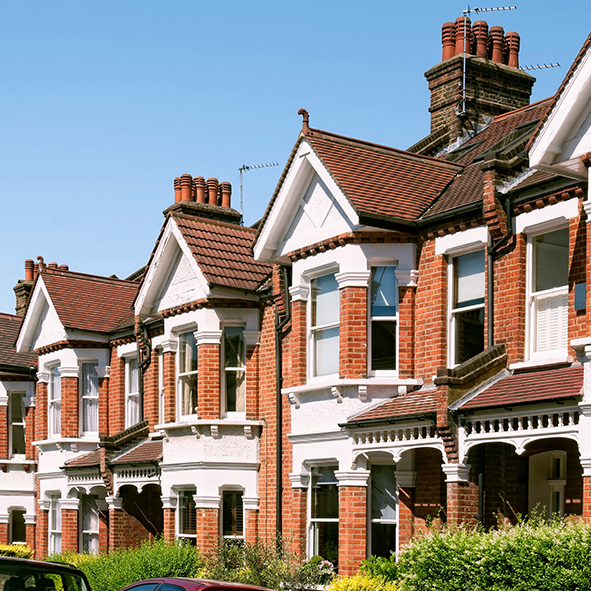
[472,21,489,58]
[24,259,34,282]
[455,16,471,56]
[206,178,219,205]
[220,182,232,208]
[174,177,181,203]
[441,22,456,61]
[505,31,520,68]
[48,262,58,269]
[59,264,69,271]
[490,26,504,63]
[180,173,193,202]
[194,176,206,203]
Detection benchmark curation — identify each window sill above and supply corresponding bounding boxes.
[156,418,264,439]
[509,354,572,371]
[32,437,100,451]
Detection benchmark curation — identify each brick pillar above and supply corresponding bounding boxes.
[336,274,370,379]
[107,497,125,550]
[337,470,370,576]
[442,463,478,526]
[162,342,178,423]
[244,332,260,420]
[0,403,8,458]
[60,368,80,437]
[244,498,259,543]
[573,345,591,519]
[25,401,35,460]
[283,482,307,558]
[196,331,221,420]
[35,499,49,559]
[0,517,8,545]
[96,500,109,553]
[396,470,417,549]
[61,498,80,551]
[161,497,176,541]
[286,288,308,388]
[195,501,220,552]
[25,513,36,550]
[109,353,126,434]
[97,367,110,436]
[397,270,418,379]
[35,374,49,442]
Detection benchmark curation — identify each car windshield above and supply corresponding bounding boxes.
[0,561,90,591]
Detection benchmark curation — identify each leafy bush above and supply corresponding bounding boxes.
[360,555,397,581]
[395,517,591,591]
[328,574,397,591]
[52,538,203,591]
[0,544,32,558]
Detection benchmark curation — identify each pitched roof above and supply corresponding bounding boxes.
[63,449,101,468]
[0,313,37,370]
[41,270,138,333]
[172,212,272,292]
[460,365,583,410]
[304,130,461,222]
[110,440,162,465]
[346,390,437,424]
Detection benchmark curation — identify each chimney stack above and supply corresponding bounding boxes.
[13,259,35,317]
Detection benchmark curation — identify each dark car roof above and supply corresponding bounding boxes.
[120,578,275,591]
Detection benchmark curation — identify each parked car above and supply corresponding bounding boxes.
[119,579,276,591]
[0,556,92,591]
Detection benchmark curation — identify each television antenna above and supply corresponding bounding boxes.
[239,162,279,220]
[521,63,560,71]
[458,5,517,116]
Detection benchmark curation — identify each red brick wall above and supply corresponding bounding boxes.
[35,502,48,559]
[61,508,79,551]
[398,485,415,548]
[98,375,109,436]
[339,287,368,379]
[414,449,445,534]
[0,405,7,458]
[25,521,35,550]
[0,523,8,545]
[36,382,48,442]
[198,343,220,419]
[339,486,367,575]
[143,349,160,429]
[244,508,258,543]
[285,300,307,388]
[283,487,307,558]
[99,509,109,553]
[60,376,78,437]
[398,286,416,378]
[25,403,35,460]
[163,508,175,541]
[109,353,125,434]
[245,344,258,419]
[195,508,219,552]
[109,508,152,549]
[163,350,176,423]
[569,208,588,344]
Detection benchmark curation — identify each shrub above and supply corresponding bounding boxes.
[328,574,397,591]
[395,516,591,591]
[360,555,397,581]
[0,544,33,558]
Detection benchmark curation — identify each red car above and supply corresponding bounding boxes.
[119,579,276,591]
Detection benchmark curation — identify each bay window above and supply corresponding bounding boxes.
[125,357,140,428]
[9,392,25,456]
[370,266,398,372]
[48,366,61,438]
[178,489,196,544]
[178,331,198,417]
[529,227,569,357]
[308,466,339,564]
[80,362,99,435]
[450,250,485,365]
[223,327,246,415]
[310,274,339,377]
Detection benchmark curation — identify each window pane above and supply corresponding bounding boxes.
[179,491,196,535]
[454,251,485,307]
[180,375,198,415]
[311,522,339,564]
[10,510,26,543]
[371,465,397,520]
[81,363,99,434]
[312,275,339,326]
[224,327,245,367]
[312,467,338,519]
[179,332,197,373]
[371,320,397,371]
[534,228,568,292]
[454,307,485,363]
[314,327,339,376]
[371,522,396,558]
[10,393,25,456]
[371,267,397,316]
[226,370,245,413]
[222,491,244,537]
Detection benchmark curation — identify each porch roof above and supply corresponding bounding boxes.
[63,449,101,468]
[460,365,583,411]
[346,390,437,425]
[110,440,163,465]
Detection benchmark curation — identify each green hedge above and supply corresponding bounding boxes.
[392,517,591,591]
[0,544,32,558]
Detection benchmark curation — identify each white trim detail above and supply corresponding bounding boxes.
[435,226,489,256]
[515,198,579,235]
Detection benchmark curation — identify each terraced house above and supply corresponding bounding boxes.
[1,16,591,576]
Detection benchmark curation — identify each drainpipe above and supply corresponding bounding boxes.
[275,266,292,537]
[136,319,153,421]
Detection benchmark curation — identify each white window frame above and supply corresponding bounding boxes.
[49,495,62,555]
[9,391,26,458]
[80,361,99,436]
[526,225,569,361]
[177,331,198,419]
[306,465,339,560]
[221,488,245,542]
[177,488,197,543]
[222,325,246,417]
[124,356,140,428]
[80,494,99,555]
[369,265,399,376]
[308,269,340,380]
[447,249,486,367]
[48,365,61,438]
[368,464,398,558]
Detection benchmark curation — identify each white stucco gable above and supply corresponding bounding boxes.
[529,38,591,181]
[253,138,360,263]
[135,217,210,316]
[16,278,66,353]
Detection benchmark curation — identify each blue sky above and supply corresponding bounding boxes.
[0,0,589,314]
